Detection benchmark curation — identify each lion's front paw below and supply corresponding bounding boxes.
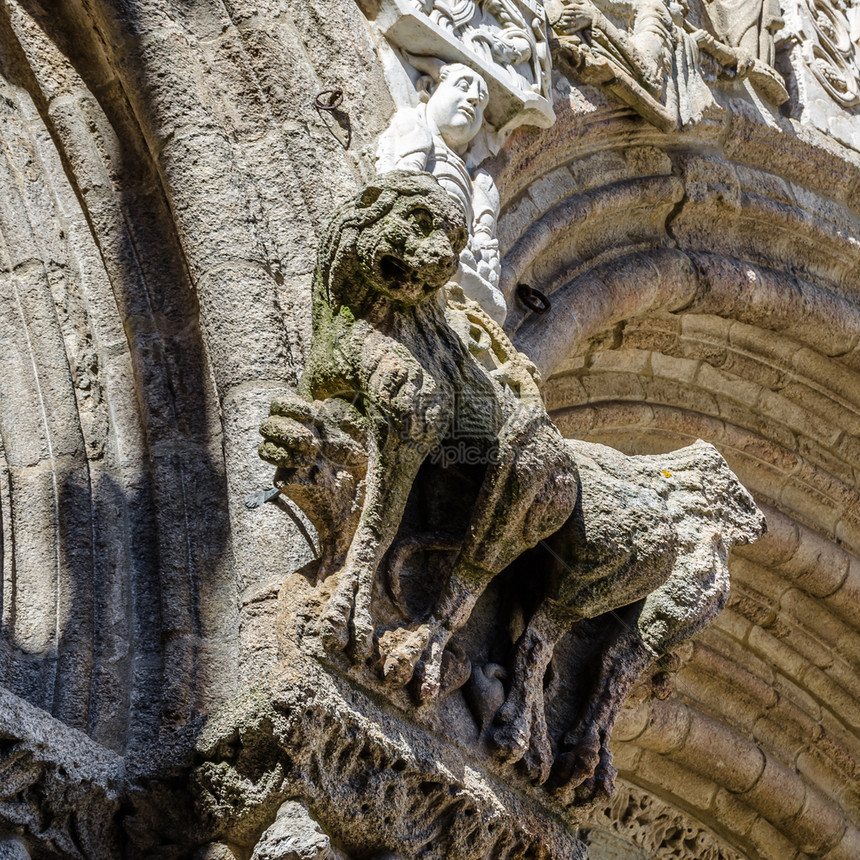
[315,591,353,652]
[378,625,432,686]
[259,413,321,470]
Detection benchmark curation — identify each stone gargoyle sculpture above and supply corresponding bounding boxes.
[258,171,765,798]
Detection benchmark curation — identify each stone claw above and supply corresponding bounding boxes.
[415,629,471,703]
[316,592,353,652]
[490,719,529,765]
[567,756,616,806]
[378,626,432,686]
[350,609,376,662]
[377,626,470,703]
[489,699,554,784]
[548,727,603,791]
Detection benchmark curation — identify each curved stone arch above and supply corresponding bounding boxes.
[543,324,860,858]
[536,302,860,856]
[0,3,240,757]
[484,100,860,859]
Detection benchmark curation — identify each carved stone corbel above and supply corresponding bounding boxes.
[254,172,766,815]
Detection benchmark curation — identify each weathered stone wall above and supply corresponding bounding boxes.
[495,74,860,858]
[0,0,857,858]
[0,0,392,753]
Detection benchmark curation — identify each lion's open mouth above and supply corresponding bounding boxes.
[380,254,419,290]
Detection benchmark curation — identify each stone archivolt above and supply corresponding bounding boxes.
[490,98,860,858]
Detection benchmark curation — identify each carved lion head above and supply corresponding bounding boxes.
[319,172,468,309]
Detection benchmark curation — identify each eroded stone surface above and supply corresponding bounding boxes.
[193,653,587,859]
[0,688,123,858]
[0,0,858,857]
[255,172,765,833]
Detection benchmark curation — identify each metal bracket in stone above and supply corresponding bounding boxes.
[244,487,280,509]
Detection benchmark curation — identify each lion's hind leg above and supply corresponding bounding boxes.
[550,606,655,801]
[489,603,566,784]
[416,409,580,700]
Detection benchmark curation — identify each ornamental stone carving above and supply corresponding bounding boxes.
[376,62,507,322]
[376,0,555,131]
[583,781,745,860]
[798,0,860,104]
[255,172,766,811]
[5,0,860,856]
[370,1,554,324]
[547,0,788,131]
[780,0,860,149]
[703,0,785,66]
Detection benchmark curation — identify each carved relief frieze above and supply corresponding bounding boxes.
[375,61,508,322]
[798,0,860,106]
[372,1,556,322]
[780,0,860,149]
[376,0,555,131]
[546,0,788,131]
[583,781,745,860]
[702,0,785,66]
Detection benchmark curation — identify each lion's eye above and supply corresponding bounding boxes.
[410,208,434,236]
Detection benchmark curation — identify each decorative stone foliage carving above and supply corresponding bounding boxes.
[583,781,744,860]
[798,0,860,106]
[376,0,555,131]
[257,172,765,804]
[780,0,860,148]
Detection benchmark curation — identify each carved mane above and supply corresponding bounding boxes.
[316,171,467,312]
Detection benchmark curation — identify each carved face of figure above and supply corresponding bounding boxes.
[426,64,490,153]
[358,176,468,305]
[667,0,688,24]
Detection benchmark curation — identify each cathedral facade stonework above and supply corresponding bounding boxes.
[0,1,858,859]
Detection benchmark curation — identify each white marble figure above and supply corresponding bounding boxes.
[553,0,755,129]
[703,0,784,66]
[376,61,507,324]
[627,0,719,128]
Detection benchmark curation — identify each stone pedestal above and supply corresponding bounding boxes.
[194,646,587,859]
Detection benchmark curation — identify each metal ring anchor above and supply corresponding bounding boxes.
[314,88,344,111]
[516,283,551,315]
